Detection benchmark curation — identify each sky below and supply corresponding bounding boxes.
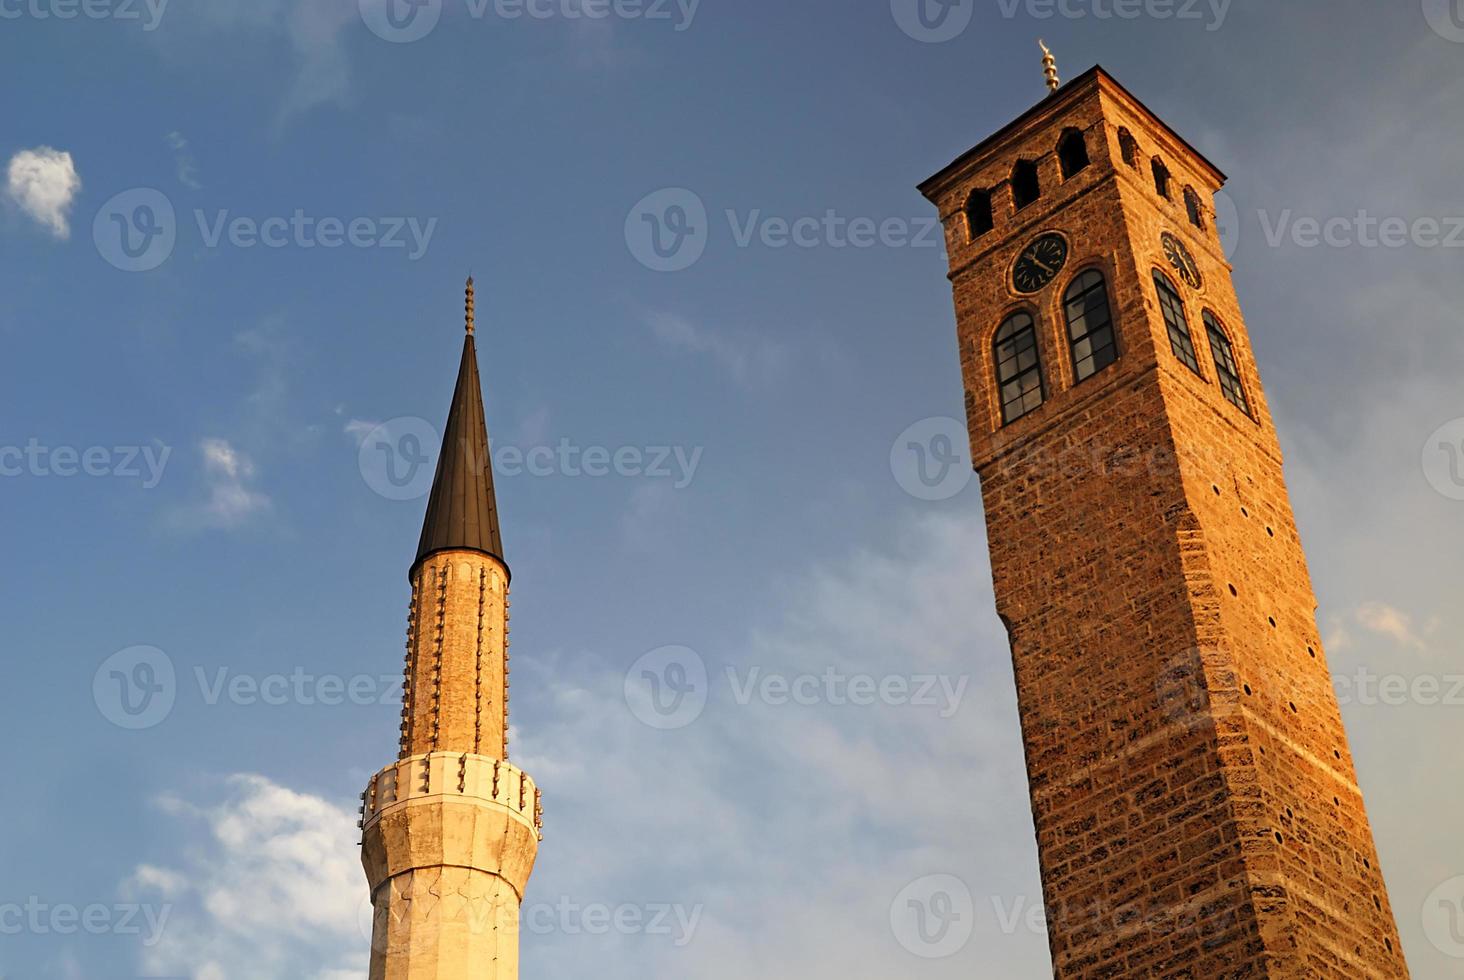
[2,0,1463,977]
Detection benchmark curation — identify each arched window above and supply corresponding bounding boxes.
[1118,128,1139,168]
[1063,270,1118,383]
[994,311,1045,424]
[1184,187,1205,229]
[1152,158,1171,199]
[1011,160,1041,210]
[1153,271,1201,375]
[1204,311,1251,415]
[1058,128,1089,179]
[965,188,993,240]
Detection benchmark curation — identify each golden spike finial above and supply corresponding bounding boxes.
[1040,40,1060,93]
[464,275,476,336]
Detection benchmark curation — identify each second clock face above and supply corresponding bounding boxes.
[1162,232,1203,289]
[1012,233,1069,294]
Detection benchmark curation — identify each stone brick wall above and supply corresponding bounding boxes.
[401,549,511,760]
[920,70,1407,977]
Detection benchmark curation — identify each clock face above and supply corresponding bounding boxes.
[1162,232,1203,289]
[1011,233,1069,294]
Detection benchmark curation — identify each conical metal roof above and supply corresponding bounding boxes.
[413,279,507,579]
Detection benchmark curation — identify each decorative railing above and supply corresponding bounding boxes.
[360,752,542,841]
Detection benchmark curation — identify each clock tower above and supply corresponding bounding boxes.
[918,64,1408,976]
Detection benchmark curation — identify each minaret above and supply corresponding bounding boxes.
[360,278,542,979]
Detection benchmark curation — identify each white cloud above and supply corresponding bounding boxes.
[1354,601,1428,652]
[5,147,81,239]
[127,774,365,980]
[195,438,271,528]
[647,312,789,387]
[166,131,202,189]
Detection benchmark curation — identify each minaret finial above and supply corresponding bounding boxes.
[1040,40,1060,94]
[465,275,476,335]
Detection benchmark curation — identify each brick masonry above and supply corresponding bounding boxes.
[919,69,1408,977]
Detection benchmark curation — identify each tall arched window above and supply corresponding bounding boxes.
[965,188,993,240]
[994,311,1045,424]
[1153,271,1201,375]
[1011,160,1041,210]
[1204,311,1251,415]
[1184,187,1205,229]
[1063,270,1118,383]
[1058,128,1089,179]
[1152,158,1171,199]
[1118,128,1139,168]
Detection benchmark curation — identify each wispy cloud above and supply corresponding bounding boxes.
[188,438,271,529]
[5,146,81,239]
[1355,601,1429,652]
[125,774,364,979]
[165,131,201,189]
[646,311,789,387]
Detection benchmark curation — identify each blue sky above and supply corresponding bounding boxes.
[3,1,1463,977]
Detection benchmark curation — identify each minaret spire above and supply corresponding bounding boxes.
[1040,39,1061,93]
[413,282,506,578]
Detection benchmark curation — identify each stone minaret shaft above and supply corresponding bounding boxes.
[361,279,541,980]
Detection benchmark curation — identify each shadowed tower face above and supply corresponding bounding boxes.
[919,66,1408,977]
[359,279,542,979]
